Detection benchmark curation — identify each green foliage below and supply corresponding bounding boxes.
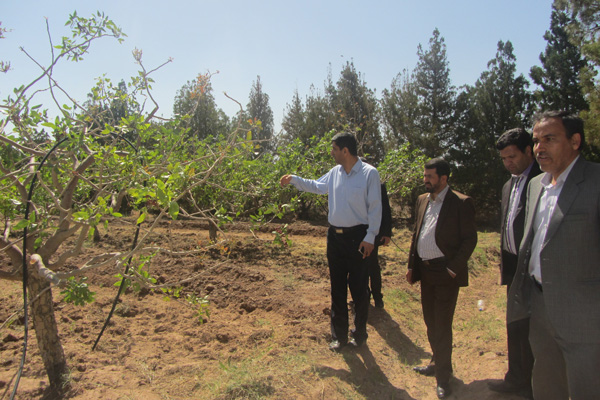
[413,28,456,157]
[530,6,589,113]
[378,143,427,216]
[58,11,125,62]
[555,0,600,158]
[172,72,231,142]
[328,61,384,164]
[246,75,275,154]
[271,223,292,248]
[60,277,96,305]
[162,287,210,324]
[450,41,531,224]
[114,253,157,292]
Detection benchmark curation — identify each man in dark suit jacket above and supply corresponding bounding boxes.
[489,128,540,397]
[407,158,477,399]
[367,183,392,308]
[508,111,600,399]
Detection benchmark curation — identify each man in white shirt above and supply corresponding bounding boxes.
[406,158,477,399]
[508,111,600,400]
[280,132,382,352]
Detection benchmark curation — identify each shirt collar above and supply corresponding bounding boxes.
[428,184,450,204]
[512,162,534,180]
[540,155,580,189]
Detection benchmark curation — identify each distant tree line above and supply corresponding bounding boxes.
[103,1,600,226]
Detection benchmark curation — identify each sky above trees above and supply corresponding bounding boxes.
[1,0,553,131]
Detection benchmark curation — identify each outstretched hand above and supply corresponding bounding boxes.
[280,174,292,187]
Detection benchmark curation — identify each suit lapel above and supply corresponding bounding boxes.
[521,177,544,253]
[543,158,585,247]
[415,196,428,238]
[436,189,455,235]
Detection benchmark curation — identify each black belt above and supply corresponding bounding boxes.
[330,224,368,235]
[531,276,543,292]
[420,256,446,267]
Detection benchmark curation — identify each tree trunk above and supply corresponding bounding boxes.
[27,262,70,392]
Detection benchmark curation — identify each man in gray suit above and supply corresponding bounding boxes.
[508,111,600,399]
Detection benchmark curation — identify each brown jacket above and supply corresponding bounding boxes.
[408,188,477,287]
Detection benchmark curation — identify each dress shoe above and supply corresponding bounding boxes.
[436,382,452,399]
[348,337,366,348]
[328,340,346,352]
[413,364,435,376]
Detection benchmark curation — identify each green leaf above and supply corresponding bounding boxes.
[156,188,168,205]
[136,212,147,225]
[41,122,57,129]
[14,219,30,230]
[72,211,89,221]
[169,201,179,220]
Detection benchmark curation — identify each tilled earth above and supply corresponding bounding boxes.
[1,218,528,399]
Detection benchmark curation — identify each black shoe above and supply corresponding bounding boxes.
[348,337,366,348]
[374,299,384,308]
[488,380,528,393]
[436,382,452,399]
[413,365,435,377]
[329,340,346,352]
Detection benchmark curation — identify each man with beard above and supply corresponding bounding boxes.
[280,132,382,352]
[407,158,477,399]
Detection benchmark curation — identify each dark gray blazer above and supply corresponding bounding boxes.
[507,156,600,343]
[499,161,542,285]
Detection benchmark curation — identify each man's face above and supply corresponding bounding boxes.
[499,144,533,176]
[423,168,445,194]
[533,117,580,180]
[330,142,345,165]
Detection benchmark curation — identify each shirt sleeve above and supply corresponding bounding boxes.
[290,172,329,195]
[364,169,382,244]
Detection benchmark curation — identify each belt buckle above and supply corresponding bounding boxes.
[335,228,344,234]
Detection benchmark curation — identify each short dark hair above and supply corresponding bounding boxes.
[424,158,451,179]
[533,110,585,151]
[496,128,533,153]
[331,132,358,156]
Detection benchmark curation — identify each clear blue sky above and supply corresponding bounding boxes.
[2,0,554,133]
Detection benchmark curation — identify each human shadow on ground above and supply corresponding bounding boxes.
[367,305,430,366]
[441,377,531,400]
[314,344,417,400]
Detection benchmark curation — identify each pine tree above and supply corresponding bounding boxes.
[530,6,589,113]
[329,61,384,163]
[413,28,456,157]
[246,75,275,153]
[451,41,531,222]
[381,69,420,151]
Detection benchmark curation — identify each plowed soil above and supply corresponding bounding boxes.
[1,217,527,400]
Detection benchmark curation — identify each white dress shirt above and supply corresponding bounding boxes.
[417,185,449,260]
[504,163,534,254]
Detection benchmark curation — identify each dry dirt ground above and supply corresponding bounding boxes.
[1,218,529,400]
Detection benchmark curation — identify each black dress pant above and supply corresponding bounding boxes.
[367,244,383,302]
[327,226,370,344]
[502,251,533,387]
[419,258,460,385]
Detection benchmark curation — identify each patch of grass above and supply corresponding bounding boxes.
[204,345,315,399]
[455,311,503,342]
